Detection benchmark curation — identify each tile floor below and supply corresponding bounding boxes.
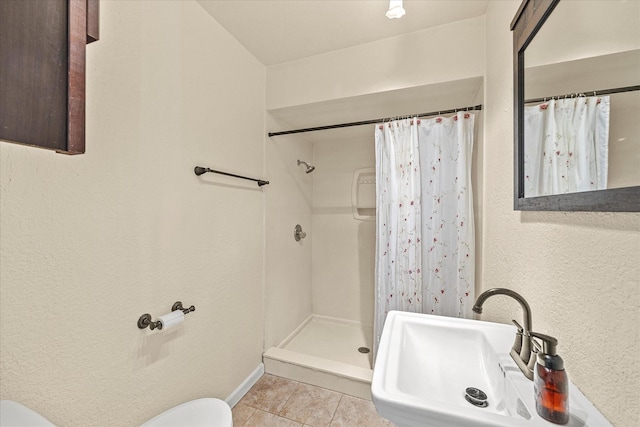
[232,374,396,427]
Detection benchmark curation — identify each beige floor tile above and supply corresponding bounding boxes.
[279,383,342,427]
[239,374,300,414]
[330,395,396,427]
[232,403,257,427]
[244,408,303,427]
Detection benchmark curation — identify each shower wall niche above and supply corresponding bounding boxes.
[352,167,376,220]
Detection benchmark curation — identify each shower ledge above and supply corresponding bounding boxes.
[263,347,373,400]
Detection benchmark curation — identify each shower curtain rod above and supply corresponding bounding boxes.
[524,84,640,105]
[267,104,483,137]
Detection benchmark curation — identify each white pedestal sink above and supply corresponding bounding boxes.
[371,311,612,427]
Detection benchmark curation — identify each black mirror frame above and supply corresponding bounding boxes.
[511,0,640,212]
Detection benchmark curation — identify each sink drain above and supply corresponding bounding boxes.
[465,387,488,408]
[358,347,370,354]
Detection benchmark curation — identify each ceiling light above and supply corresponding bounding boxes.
[386,0,406,19]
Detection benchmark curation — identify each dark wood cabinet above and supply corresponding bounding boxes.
[0,0,99,155]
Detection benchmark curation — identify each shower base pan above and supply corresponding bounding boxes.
[263,315,373,400]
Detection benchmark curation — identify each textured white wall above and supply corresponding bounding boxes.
[482,2,640,426]
[311,134,376,324]
[0,2,266,426]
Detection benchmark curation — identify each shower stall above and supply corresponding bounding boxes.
[264,78,484,400]
[264,124,377,399]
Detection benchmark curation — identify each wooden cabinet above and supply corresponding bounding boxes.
[0,0,99,155]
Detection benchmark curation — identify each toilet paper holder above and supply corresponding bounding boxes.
[137,301,196,330]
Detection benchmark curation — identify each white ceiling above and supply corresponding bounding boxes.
[196,0,489,66]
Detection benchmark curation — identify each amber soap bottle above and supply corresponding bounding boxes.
[530,332,569,425]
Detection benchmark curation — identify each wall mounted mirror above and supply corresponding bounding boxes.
[512,0,640,211]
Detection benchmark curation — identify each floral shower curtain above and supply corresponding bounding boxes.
[374,113,476,356]
[524,96,610,197]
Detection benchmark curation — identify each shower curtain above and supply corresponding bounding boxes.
[524,96,610,197]
[374,113,475,356]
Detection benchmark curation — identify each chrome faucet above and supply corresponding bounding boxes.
[472,288,535,380]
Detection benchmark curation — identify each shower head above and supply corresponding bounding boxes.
[297,160,316,174]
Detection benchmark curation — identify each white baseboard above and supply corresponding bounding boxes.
[225,363,264,408]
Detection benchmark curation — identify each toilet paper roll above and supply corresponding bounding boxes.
[158,310,184,330]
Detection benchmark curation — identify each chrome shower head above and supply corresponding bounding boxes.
[297,160,316,174]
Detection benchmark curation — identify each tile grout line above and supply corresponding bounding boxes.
[239,404,257,427]
[235,375,302,425]
[276,379,302,419]
[240,374,393,427]
[328,393,345,427]
[279,380,344,427]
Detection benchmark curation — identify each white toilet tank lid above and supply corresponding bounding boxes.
[141,398,232,427]
[0,400,56,427]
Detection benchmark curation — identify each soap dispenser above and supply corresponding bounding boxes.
[530,332,569,425]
